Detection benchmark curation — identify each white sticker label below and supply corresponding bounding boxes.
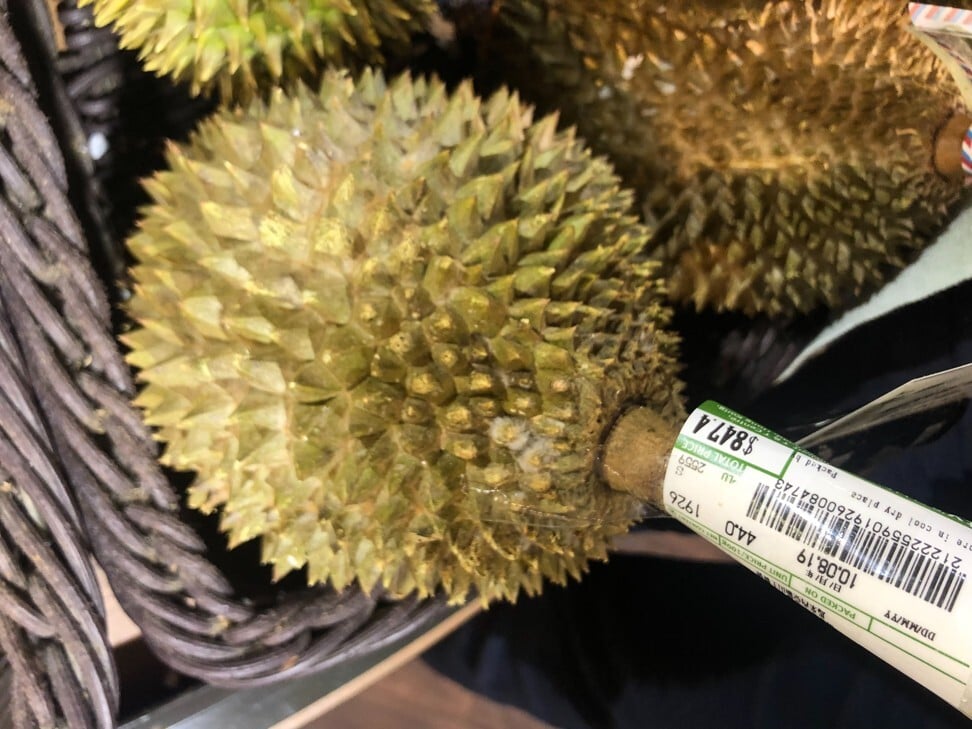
[664,401,972,718]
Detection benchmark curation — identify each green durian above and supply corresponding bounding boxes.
[490,0,968,317]
[124,69,685,604]
[79,0,437,100]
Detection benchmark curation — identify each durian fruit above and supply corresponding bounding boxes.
[124,69,685,604]
[79,0,437,100]
[489,0,968,317]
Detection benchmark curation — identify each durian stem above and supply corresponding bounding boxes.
[933,111,972,180]
[600,407,678,508]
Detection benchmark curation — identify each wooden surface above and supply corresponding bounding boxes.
[99,569,140,647]
[310,658,553,729]
[611,529,733,562]
[271,603,481,729]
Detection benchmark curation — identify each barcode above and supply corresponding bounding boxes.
[747,483,966,612]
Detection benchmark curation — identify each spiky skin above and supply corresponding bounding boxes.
[491,0,967,317]
[124,70,685,603]
[79,0,436,100]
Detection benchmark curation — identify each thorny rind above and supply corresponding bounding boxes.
[124,69,685,604]
[490,0,968,317]
[79,0,439,102]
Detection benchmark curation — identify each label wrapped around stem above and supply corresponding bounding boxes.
[663,401,972,718]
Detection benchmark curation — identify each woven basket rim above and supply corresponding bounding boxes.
[0,3,450,726]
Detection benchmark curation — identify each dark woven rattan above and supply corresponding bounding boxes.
[0,3,450,727]
[0,7,117,726]
[51,0,215,267]
[55,0,125,171]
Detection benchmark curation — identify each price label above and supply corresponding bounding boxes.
[664,401,972,718]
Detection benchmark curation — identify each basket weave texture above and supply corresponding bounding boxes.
[0,2,449,726]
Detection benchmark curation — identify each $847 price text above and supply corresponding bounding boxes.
[692,413,757,456]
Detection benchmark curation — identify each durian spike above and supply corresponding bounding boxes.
[78,0,438,102]
[489,0,969,318]
[124,69,686,605]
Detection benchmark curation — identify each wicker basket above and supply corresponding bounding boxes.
[0,3,449,726]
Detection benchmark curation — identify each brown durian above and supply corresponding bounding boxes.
[124,69,685,603]
[79,0,438,100]
[489,0,968,317]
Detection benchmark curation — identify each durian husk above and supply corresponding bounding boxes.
[490,0,968,317]
[79,0,437,101]
[124,69,685,604]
